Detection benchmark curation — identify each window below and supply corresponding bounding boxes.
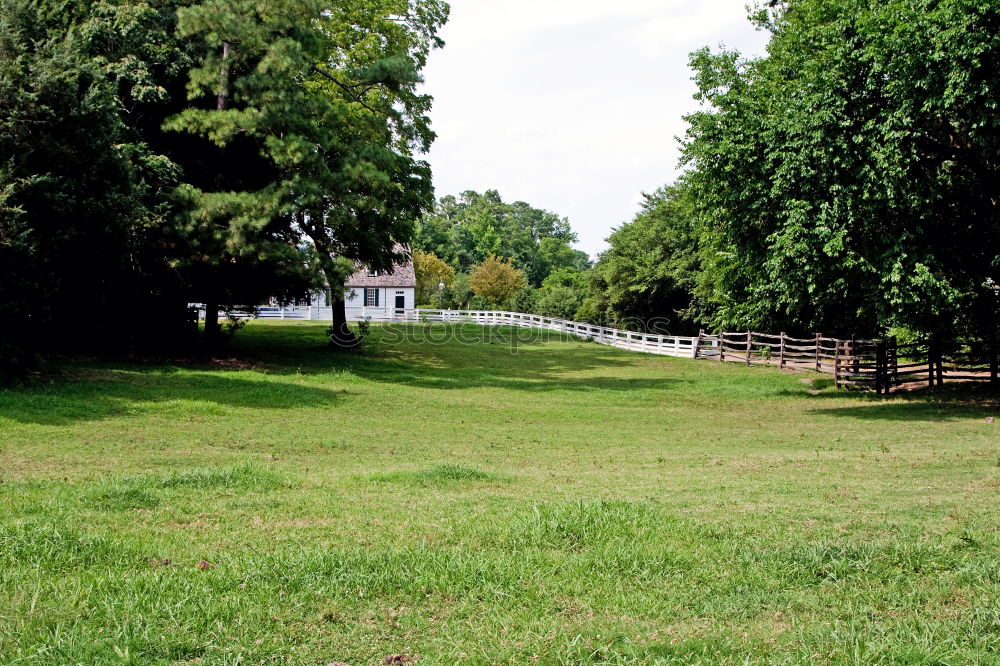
[366,267,379,277]
[396,291,404,295]
[364,288,379,307]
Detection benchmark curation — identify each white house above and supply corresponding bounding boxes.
[343,247,416,321]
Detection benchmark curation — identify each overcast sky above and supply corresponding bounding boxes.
[420,1,772,258]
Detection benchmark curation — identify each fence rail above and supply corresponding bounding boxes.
[194,305,998,392]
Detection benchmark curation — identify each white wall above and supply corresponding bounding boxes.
[344,287,414,321]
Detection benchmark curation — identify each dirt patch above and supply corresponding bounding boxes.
[799,378,823,395]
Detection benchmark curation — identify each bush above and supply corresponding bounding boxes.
[507,287,537,314]
[536,286,583,320]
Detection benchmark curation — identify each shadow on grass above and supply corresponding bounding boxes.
[0,369,347,426]
[1,322,817,427]
[234,322,692,393]
[793,383,999,422]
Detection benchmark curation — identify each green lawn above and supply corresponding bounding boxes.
[1,321,998,665]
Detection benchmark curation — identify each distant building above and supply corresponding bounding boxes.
[343,246,416,320]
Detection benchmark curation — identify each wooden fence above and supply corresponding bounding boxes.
[197,305,997,392]
[696,331,997,393]
[874,338,999,393]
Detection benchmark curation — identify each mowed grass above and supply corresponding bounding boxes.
[1,321,998,665]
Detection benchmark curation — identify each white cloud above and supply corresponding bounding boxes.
[421,1,771,257]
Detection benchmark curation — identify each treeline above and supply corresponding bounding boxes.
[410,185,702,332]
[0,0,447,379]
[410,189,593,317]
[424,0,998,343]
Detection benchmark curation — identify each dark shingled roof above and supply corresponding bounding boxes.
[344,246,416,288]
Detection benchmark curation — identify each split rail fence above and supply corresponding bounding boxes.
[199,305,998,393]
[691,331,996,393]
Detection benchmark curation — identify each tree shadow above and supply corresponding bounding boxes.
[0,368,347,426]
[243,322,692,393]
[793,384,999,422]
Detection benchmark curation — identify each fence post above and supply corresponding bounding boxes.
[719,332,725,363]
[936,342,944,387]
[851,336,859,376]
[842,339,852,385]
[834,341,842,389]
[746,330,752,366]
[694,329,704,360]
[885,336,899,395]
[779,332,786,369]
[928,339,935,388]
[875,340,886,395]
[873,340,881,395]
[815,333,822,373]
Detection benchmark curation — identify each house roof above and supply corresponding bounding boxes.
[344,246,416,288]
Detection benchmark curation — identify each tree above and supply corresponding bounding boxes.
[535,286,581,320]
[168,0,448,345]
[0,0,450,375]
[0,0,197,365]
[589,184,704,333]
[535,236,590,284]
[413,249,455,305]
[448,273,473,310]
[468,255,526,308]
[507,286,537,314]
[682,0,1000,338]
[413,190,589,286]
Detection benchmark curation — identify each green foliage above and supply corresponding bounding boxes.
[0,0,196,363]
[535,285,582,320]
[413,249,455,305]
[414,190,590,287]
[168,0,448,340]
[506,286,537,314]
[447,272,473,310]
[0,0,449,368]
[468,254,527,308]
[412,190,594,317]
[589,184,704,332]
[682,0,1000,338]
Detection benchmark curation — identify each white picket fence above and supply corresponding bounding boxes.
[196,305,705,359]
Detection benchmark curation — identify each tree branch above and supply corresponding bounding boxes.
[311,65,379,114]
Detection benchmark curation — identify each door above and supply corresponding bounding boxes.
[394,293,405,316]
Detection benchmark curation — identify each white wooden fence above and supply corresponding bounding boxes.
[198,305,706,359]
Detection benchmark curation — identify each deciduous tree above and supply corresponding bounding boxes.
[413,249,455,305]
[683,0,1000,338]
[468,255,526,308]
[589,185,703,333]
[414,190,589,286]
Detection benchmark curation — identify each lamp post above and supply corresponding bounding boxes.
[438,282,445,309]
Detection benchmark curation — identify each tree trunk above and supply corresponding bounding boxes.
[327,288,356,347]
[298,214,357,347]
[217,41,231,111]
[204,302,220,347]
[314,250,355,347]
[203,41,231,351]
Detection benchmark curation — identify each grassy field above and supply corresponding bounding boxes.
[1,321,998,665]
